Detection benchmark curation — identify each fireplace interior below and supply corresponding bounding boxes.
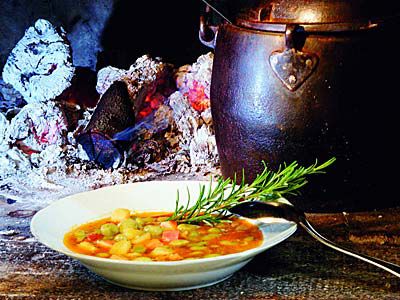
[0,1,221,208]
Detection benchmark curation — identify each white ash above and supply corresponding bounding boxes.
[0,126,159,210]
[0,99,68,185]
[0,125,68,183]
[6,102,67,152]
[30,144,65,173]
[0,113,9,150]
[0,160,161,211]
[96,66,126,95]
[2,19,75,103]
[189,125,218,166]
[169,91,199,142]
[200,108,213,126]
[168,52,218,168]
[0,147,31,180]
[0,105,169,210]
[177,52,213,97]
[169,91,219,167]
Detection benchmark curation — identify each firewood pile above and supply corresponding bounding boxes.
[0,19,219,208]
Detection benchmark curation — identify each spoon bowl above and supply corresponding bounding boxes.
[229,200,400,278]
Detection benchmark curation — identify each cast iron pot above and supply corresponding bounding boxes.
[200,0,400,212]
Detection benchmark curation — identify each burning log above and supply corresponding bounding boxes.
[77,81,134,169]
[2,19,75,103]
[82,81,134,135]
[96,55,173,114]
[120,103,174,167]
[78,56,174,169]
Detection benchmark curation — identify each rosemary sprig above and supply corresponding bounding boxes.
[168,158,336,225]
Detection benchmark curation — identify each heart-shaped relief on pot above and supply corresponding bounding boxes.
[269,48,318,92]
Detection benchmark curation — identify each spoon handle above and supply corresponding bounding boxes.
[299,218,400,278]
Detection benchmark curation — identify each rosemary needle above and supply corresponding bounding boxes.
[168,158,336,225]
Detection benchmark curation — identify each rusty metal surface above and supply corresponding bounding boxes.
[1,180,400,299]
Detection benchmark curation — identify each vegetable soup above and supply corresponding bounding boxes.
[64,208,263,261]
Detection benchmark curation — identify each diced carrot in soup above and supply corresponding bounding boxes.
[161,230,180,243]
[86,233,103,242]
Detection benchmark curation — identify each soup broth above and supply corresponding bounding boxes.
[64,208,263,261]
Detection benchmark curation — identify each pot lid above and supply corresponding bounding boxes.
[203,0,400,31]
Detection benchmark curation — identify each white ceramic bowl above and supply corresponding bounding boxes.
[30,181,297,291]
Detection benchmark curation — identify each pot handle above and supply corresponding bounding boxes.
[199,5,219,49]
[269,25,319,91]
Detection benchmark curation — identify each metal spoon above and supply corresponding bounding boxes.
[229,200,400,278]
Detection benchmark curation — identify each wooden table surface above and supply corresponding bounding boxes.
[1,186,400,299]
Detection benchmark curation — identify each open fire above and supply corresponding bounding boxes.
[0,19,219,209]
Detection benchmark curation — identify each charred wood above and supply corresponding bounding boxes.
[77,81,134,169]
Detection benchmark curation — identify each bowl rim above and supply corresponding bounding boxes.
[30,181,297,267]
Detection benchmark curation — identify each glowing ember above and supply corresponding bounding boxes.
[138,92,165,120]
[7,102,67,152]
[31,119,65,145]
[14,141,41,155]
[184,80,210,112]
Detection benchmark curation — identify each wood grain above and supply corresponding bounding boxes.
[1,198,400,299]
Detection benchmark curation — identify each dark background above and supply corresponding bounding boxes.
[0,0,210,71]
